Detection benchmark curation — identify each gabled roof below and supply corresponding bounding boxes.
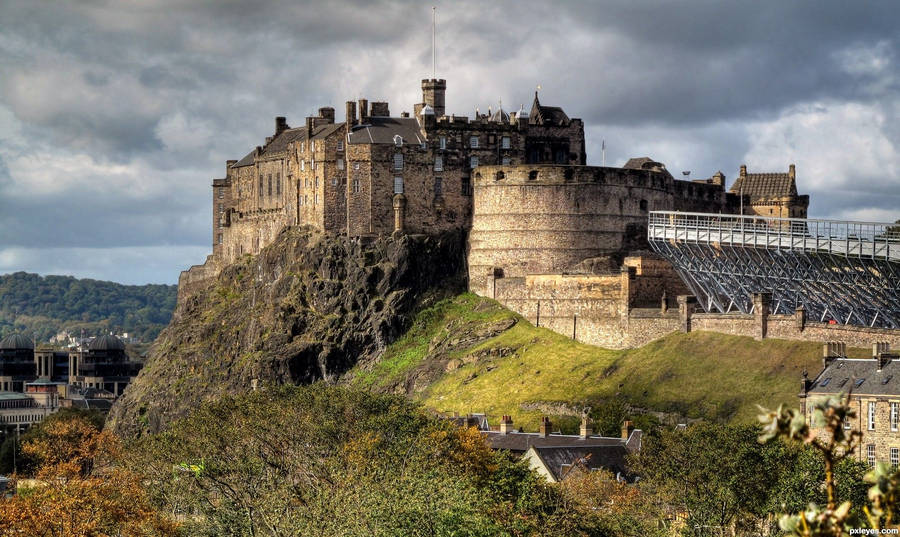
[347,117,425,145]
[528,445,629,481]
[730,173,797,198]
[230,123,347,168]
[808,357,900,396]
[529,92,570,126]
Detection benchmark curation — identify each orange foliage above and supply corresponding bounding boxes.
[0,414,178,537]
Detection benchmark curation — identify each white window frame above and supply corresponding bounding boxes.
[337,159,345,170]
[300,160,305,171]
[501,136,511,149]
[434,156,443,172]
[868,444,877,467]
[354,162,360,170]
[470,156,478,169]
[353,179,360,193]
[892,447,899,468]
[337,140,344,151]
[870,401,877,431]
[439,136,446,149]
[469,136,479,148]
[892,402,899,432]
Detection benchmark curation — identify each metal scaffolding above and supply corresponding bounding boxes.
[648,211,900,329]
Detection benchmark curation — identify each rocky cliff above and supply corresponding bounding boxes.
[107,227,466,438]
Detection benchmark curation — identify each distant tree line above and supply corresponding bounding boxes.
[0,272,177,344]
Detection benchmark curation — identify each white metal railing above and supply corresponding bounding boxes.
[648,211,900,261]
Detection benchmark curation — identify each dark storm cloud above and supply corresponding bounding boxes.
[0,0,897,283]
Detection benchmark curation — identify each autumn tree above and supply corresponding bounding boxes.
[0,411,178,537]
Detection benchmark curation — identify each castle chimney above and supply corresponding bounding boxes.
[422,78,446,117]
[345,101,357,128]
[275,116,288,135]
[875,342,892,370]
[318,107,335,124]
[499,415,513,435]
[739,164,747,178]
[823,341,846,368]
[306,116,314,138]
[621,420,634,440]
[358,98,369,124]
[579,416,593,439]
[538,416,551,438]
[370,101,390,117]
[226,159,237,171]
[789,164,796,180]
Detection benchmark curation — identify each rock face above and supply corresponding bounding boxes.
[107,227,466,438]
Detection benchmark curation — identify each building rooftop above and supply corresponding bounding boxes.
[0,333,33,351]
[89,334,126,352]
[730,172,797,198]
[347,117,425,145]
[0,392,30,401]
[528,445,630,481]
[483,429,640,453]
[808,357,900,396]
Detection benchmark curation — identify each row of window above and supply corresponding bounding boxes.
[862,401,900,431]
[867,444,900,468]
[0,413,44,424]
[258,173,283,198]
[394,154,509,172]
[435,135,511,149]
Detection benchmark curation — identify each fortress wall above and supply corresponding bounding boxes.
[623,257,691,308]
[688,309,900,348]
[467,165,722,293]
[177,255,223,304]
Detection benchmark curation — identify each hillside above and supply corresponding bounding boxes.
[106,227,466,437]
[0,272,177,343]
[348,293,866,432]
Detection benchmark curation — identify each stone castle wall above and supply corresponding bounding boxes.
[468,164,727,295]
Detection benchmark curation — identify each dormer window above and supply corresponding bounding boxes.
[393,135,403,146]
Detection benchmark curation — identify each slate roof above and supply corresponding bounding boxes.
[729,173,797,198]
[230,123,347,168]
[89,334,125,352]
[623,157,662,170]
[0,333,34,351]
[347,117,425,145]
[529,445,630,481]
[529,92,571,126]
[808,358,900,396]
[484,430,638,453]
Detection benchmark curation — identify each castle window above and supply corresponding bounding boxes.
[501,136,511,149]
[393,153,404,170]
[434,177,442,197]
[892,402,898,431]
[217,189,224,199]
[276,173,281,196]
[353,179,360,193]
[300,142,305,152]
[337,159,345,170]
[393,176,404,194]
[434,156,443,172]
[315,193,318,205]
[268,174,272,196]
[218,203,223,214]
[868,444,877,467]
[470,156,478,168]
[870,402,877,430]
[258,176,263,197]
[502,157,510,166]
[640,200,648,212]
[310,141,315,152]
[528,170,538,180]
[337,140,344,152]
[469,136,479,148]
[301,160,305,171]
[461,176,471,196]
[893,448,900,468]
[217,233,223,245]
[331,177,337,186]
[354,162,360,170]
[439,136,446,149]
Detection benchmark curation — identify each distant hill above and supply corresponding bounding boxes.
[0,272,177,344]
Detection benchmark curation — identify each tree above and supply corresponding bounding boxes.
[0,412,178,537]
[759,393,900,535]
[127,384,599,537]
[631,422,791,536]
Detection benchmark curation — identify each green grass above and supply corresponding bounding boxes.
[351,293,516,390]
[350,293,866,432]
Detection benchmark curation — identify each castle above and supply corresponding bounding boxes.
[185,77,813,349]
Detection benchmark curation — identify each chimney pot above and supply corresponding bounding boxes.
[275,116,288,135]
[579,416,593,438]
[539,416,551,438]
[621,420,634,440]
[499,415,513,435]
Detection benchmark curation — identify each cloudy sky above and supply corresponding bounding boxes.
[0,1,898,284]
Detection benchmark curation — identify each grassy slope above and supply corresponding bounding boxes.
[348,293,865,432]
